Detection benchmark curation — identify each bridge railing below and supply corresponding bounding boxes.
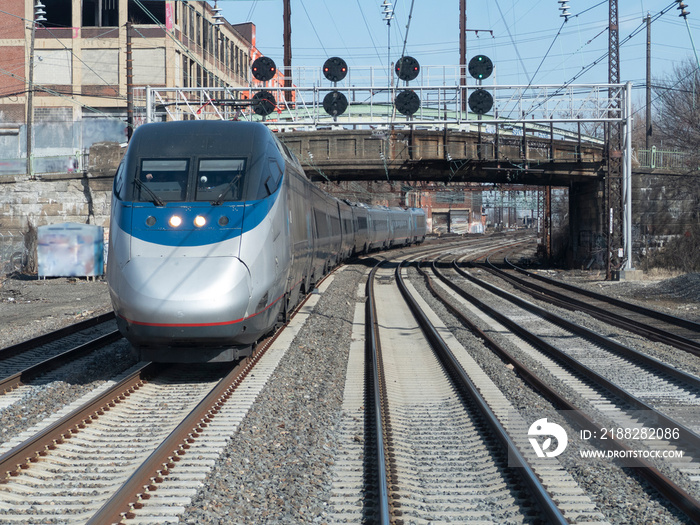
[635,147,690,170]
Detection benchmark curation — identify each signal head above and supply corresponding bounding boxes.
[395,56,420,82]
[322,57,348,82]
[251,56,277,82]
[468,55,493,80]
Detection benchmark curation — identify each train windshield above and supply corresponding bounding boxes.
[196,158,246,203]
[136,159,189,203]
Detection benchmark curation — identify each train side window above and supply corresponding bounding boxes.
[113,161,125,199]
[137,159,189,202]
[265,158,282,195]
[196,158,246,203]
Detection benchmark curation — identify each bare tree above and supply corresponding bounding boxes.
[645,58,700,271]
[652,58,700,166]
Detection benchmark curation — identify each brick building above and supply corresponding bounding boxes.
[0,0,257,174]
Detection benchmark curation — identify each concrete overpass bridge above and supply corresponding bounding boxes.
[277,128,605,186]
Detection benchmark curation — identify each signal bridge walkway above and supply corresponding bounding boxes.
[136,81,626,186]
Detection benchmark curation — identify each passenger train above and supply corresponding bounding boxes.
[107,120,426,362]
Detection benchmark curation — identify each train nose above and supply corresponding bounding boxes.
[113,256,252,326]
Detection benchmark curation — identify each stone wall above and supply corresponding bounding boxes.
[633,173,698,256]
[0,142,122,273]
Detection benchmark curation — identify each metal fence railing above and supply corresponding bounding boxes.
[0,153,84,177]
[0,231,27,275]
[635,147,690,170]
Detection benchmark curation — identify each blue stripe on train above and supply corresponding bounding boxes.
[114,191,279,247]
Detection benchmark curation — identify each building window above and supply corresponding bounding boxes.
[44,0,73,27]
[128,0,166,24]
[81,0,119,27]
[183,55,188,87]
[203,20,208,53]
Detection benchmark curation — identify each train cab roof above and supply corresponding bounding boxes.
[119,121,291,204]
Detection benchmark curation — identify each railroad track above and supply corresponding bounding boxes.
[418,253,700,522]
[327,238,609,524]
[0,314,123,418]
[0,265,345,524]
[481,257,700,356]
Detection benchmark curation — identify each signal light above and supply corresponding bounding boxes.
[323,90,348,117]
[468,88,493,115]
[468,55,493,80]
[251,56,276,82]
[194,215,207,228]
[252,90,277,116]
[395,56,420,81]
[169,215,182,228]
[394,90,420,116]
[323,57,348,82]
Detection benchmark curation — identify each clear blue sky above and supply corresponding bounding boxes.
[218,0,700,104]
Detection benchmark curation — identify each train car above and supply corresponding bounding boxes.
[367,205,390,251]
[337,200,355,260]
[108,121,300,362]
[388,206,410,247]
[107,120,425,363]
[349,202,370,255]
[409,207,428,244]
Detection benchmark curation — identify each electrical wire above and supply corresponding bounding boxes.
[523,1,678,118]
[494,0,531,83]
[298,0,328,57]
[355,0,385,66]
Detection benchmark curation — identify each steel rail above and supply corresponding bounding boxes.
[87,356,257,524]
[486,256,700,355]
[453,260,700,393]
[447,260,700,450]
[0,361,157,482]
[420,257,700,524]
[0,330,122,394]
[394,259,569,524]
[508,259,700,333]
[87,266,338,524]
[365,260,392,525]
[0,311,115,360]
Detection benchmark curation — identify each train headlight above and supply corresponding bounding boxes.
[194,215,207,228]
[169,215,183,228]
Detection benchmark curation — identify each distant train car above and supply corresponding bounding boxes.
[367,205,390,251]
[107,120,425,363]
[409,207,427,244]
[349,202,370,255]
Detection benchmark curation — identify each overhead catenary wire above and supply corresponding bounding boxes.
[523,1,679,119]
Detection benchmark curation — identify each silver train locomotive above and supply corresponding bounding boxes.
[107,121,426,362]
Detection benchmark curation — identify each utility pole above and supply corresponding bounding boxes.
[283,0,292,104]
[27,1,46,177]
[606,0,623,280]
[460,0,466,113]
[126,21,134,141]
[646,13,651,150]
[382,0,394,90]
